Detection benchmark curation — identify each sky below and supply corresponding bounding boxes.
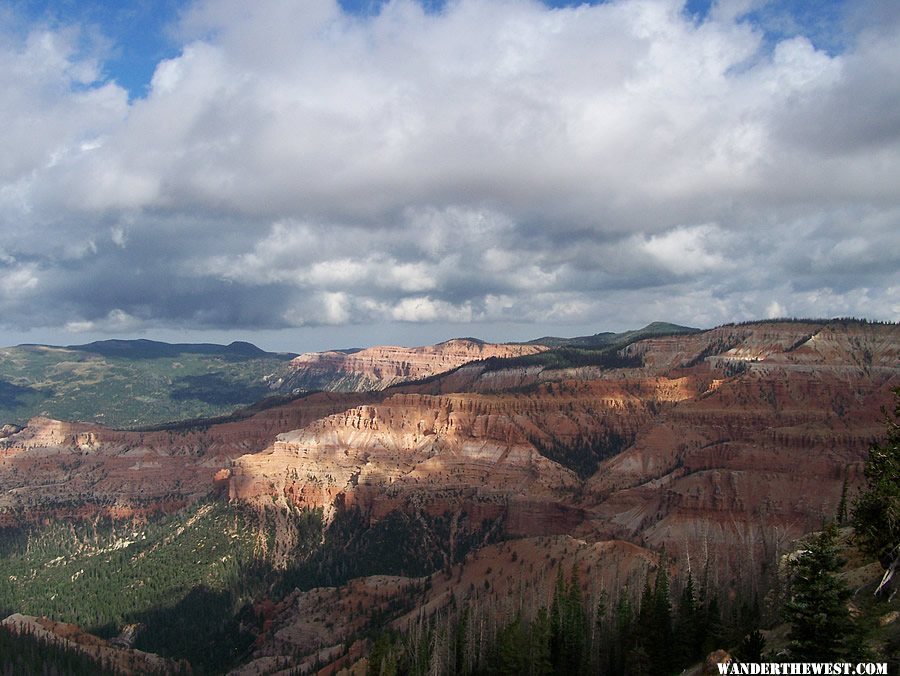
[0,0,898,353]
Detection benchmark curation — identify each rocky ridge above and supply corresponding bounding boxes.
[0,319,897,673]
[1,613,183,674]
[0,321,894,547]
[276,338,549,392]
[0,391,377,522]
[230,321,897,568]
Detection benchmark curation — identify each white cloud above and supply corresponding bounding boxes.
[390,296,473,323]
[64,308,142,334]
[110,225,127,248]
[321,291,351,325]
[0,263,40,299]
[0,0,896,339]
[640,224,730,276]
[766,300,786,319]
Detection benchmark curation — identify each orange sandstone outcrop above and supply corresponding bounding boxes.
[0,320,896,563]
[227,382,675,532]
[279,338,548,392]
[231,321,898,563]
[0,392,377,522]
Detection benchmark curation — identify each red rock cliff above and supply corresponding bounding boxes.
[278,338,548,392]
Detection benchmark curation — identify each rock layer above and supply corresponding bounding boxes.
[0,321,896,568]
[231,321,898,566]
[278,338,548,392]
[0,392,376,522]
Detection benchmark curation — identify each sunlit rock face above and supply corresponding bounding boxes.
[279,338,549,392]
[0,392,377,523]
[231,321,898,562]
[1,320,896,571]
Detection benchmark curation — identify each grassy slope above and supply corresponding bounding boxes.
[0,503,258,630]
[0,342,296,429]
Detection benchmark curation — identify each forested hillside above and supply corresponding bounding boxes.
[0,341,296,428]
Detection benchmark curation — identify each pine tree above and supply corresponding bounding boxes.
[836,469,850,525]
[492,615,528,676]
[593,590,609,674]
[368,632,398,676]
[548,565,589,674]
[783,524,859,660]
[610,592,634,675]
[454,606,469,676]
[549,566,566,670]
[564,564,588,674]
[851,388,900,595]
[631,561,674,674]
[529,607,553,676]
[673,571,701,668]
[701,594,724,655]
[649,558,673,673]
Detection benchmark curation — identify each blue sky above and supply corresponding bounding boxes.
[13,0,851,99]
[11,0,185,97]
[0,0,896,351]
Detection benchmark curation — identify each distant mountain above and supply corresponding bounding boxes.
[528,321,699,348]
[66,338,295,360]
[0,326,702,428]
[273,326,700,395]
[0,340,298,428]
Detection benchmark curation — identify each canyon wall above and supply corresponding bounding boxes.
[276,338,548,392]
[1,321,896,572]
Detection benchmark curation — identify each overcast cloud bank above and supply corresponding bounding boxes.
[1,0,898,349]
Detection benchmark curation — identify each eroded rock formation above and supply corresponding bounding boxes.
[277,338,548,392]
[0,321,896,569]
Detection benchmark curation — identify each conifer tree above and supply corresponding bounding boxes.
[529,607,553,676]
[783,524,859,660]
[649,558,673,672]
[454,606,470,676]
[491,615,529,675]
[673,571,701,668]
[852,388,899,595]
[564,564,588,674]
[368,632,398,676]
[593,590,609,674]
[549,566,566,669]
[611,592,634,675]
[631,560,675,674]
[837,469,850,526]
[548,565,589,674]
[701,595,724,655]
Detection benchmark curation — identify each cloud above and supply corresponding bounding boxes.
[0,262,40,299]
[640,224,731,276]
[64,308,143,334]
[0,0,897,344]
[766,300,786,319]
[389,296,473,323]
